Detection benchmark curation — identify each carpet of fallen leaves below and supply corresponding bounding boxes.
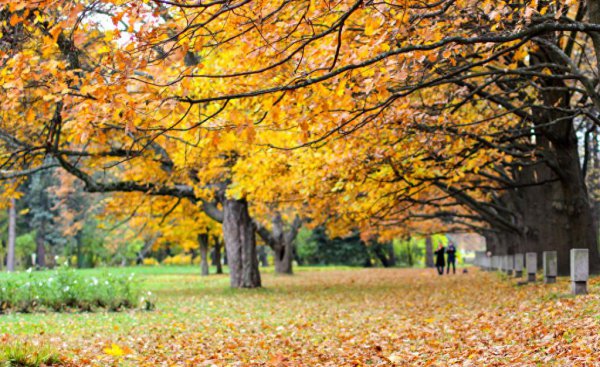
[1,267,600,366]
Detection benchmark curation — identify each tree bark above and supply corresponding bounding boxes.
[255,214,300,275]
[424,236,434,268]
[6,198,16,272]
[586,0,600,71]
[222,197,261,288]
[273,240,293,274]
[212,235,223,274]
[552,135,600,274]
[198,233,209,276]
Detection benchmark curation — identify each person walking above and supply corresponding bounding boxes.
[434,244,445,275]
[446,241,457,274]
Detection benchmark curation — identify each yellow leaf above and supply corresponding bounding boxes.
[104,343,127,357]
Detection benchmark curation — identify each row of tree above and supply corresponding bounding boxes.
[0,0,599,287]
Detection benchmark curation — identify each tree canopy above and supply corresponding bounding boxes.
[1,0,600,285]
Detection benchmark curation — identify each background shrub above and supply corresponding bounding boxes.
[0,266,153,314]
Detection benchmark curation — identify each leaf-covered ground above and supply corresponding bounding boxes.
[1,267,600,366]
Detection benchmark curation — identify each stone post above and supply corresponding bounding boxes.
[505,254,514,276]
[543,251,557,284]
[514,253,524,278]
[526,252,537,282]
[474,251,483,268]
[570,249,588,295]
[482,255,491,271]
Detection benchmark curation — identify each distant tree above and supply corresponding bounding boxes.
[23,165,65,268]
[6,198,15,272]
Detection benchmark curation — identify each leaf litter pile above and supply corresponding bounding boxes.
[1,268,599,366]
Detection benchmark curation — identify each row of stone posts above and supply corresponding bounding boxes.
[473,249,589,295]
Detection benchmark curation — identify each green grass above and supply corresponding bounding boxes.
[1,266,599,365]
[0,340,62,367]
[0,264,355,334]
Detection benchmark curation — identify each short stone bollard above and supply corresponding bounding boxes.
[526,252,537,282]
[514,253,524,278]
[570,249,589,295]
[483,255,491,271]
[543,251,557,284]
[506,254,514,276]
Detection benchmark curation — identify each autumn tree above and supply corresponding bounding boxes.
[3,0,600,282]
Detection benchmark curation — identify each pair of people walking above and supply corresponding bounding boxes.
[434,242,456,275]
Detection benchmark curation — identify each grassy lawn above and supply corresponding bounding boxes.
[1,266,600,366]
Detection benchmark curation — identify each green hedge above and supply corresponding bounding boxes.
[0,266,154,313]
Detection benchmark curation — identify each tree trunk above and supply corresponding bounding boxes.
[255,213,301,275]
[553,135,600,274]
[198,233,210,276]
[35,221,47,268]
[257,245,269,267]
[212,235,223,274]
[387,242,396,266]
[6,198,16,272]
[222,197,261,288]
[586,0,600,71]
[372,243,392,267]
[406,240,414,267]
[424,236,434,267]
[273,240,293,274]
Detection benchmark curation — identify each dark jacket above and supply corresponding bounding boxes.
[446,244,456,262]
[434,247,445,266]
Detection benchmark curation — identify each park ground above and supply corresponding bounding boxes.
[1,266,600,366]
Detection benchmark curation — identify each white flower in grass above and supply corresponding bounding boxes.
[63,286,70,292]
[48,277,54,283]
[91,277,99,286]
[26,267,33,274]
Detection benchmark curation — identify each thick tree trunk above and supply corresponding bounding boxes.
[255,213,301,275]
[6,198,16,272]
[212,235,223,274]
[424,236,434,267]
[503,120,600,274]
[222,197,261,288]
[273,240,293,274]
[198,233,209,276]
[586,0,600,71]
[553,136,600,274]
